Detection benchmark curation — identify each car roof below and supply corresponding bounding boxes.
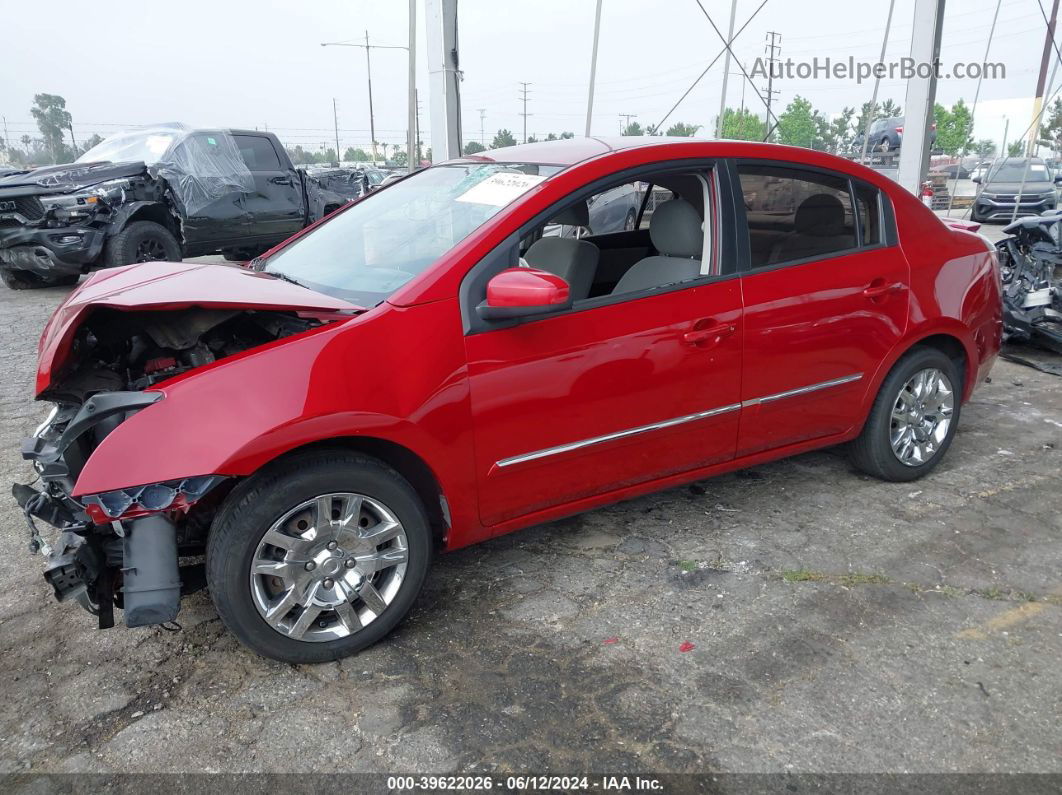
[450,136,833,168]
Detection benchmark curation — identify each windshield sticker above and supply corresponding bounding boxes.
[455,172,546,207]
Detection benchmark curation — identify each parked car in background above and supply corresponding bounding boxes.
[971,157,1061,222]
[933,162,970,180]
[969,161,993,182]
[0,124,349,289]
[852,116,937,153]
[14,137,1000,663]
[307,166,386,201]
[546,180,643,237]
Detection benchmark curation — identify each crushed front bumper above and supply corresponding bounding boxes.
[0,225,105,277]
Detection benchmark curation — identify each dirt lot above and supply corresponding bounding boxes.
[0,277,1059,777]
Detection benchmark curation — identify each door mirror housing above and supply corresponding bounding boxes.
[972,175,981,184]
[1054,173,1062,183]
[477,267,572,321]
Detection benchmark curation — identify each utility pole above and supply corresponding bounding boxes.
[764,31,782,140]
[585,0,604,137]
[477,108,486,145]
[67,122,77,155]
[363,30,378,163]
[716,0,739,139]
[619,113,637,134]
[1029,0,1060,154]
[407,0,417,172]
[416,90,424,162]
[332,98,341,165]
[519,82,532,143]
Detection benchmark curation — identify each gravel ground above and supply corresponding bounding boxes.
[0,277,1059,776]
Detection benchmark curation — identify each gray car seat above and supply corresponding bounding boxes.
[769,193,855,264]
[523,201,599,301]
[611,199,703,295]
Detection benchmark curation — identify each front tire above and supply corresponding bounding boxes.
[0,268,79,290]
[849,347,962,482]
[103,220,181,268]
[206,451,432,663]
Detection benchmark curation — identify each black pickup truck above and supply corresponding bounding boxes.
[0,124,349,289]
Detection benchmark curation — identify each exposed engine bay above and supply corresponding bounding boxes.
[43,306,323,401]
[15,306,328,629]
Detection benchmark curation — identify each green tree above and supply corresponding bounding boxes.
[934,99,974,155]
[491,129,517,148]
[30,93,73,163]
[344,146,370,162]
[559,131,575,139]
[665,122,700,137]
[80,133,104,154]
[1007,140,1024,156]
[824,107,855,153]
[527,135,538,143]
[622,121,644,136]
[463,141,486,155]
[1038,97,1062,157]
[393,150,408,166]
[880,99,902,118]
[776,96,824,149]
[320,148,337,165]
[973,139,996,157]
[719,107,765,141]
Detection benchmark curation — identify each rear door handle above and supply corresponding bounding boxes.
[683,322,735,346]
[863,280,907,298]
[269,176,293,186]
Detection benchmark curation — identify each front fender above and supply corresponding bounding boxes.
[71,300,477,532]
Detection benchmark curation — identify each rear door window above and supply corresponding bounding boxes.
[737,164,857,268]
[234,135,283,172]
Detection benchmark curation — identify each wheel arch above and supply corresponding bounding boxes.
[115,202,182,244]
[244,435,451,547]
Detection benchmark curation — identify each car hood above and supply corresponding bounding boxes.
[981,180,1055,193]
[0,161,148,196]
[36,260,364,395]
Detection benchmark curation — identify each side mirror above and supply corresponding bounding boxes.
[1054,174,1062,183]
[972,176,981,184]
[476,267,572,321]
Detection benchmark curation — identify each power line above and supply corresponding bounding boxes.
[518,82,533,143]
[618,113,637,133]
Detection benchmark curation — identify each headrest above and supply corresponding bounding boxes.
[795,194,846,237]
[649,199,702,258]
[549,200,590,228]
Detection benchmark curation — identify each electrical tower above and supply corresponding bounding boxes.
[764,31,782,140]
[619,113,637,134]
[518,82,533,143]
[478,108,486,145]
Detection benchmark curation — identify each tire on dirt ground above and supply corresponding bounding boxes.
[849,346,963,482]
[206,450,433,664]
[102,220,181,268]
[0,268,79,290]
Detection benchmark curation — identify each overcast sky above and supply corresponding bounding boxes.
[0,0,1055,155]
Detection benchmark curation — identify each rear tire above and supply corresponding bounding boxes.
[206,451,432,663]
[0,268,79,290]
[103,221,181,268]
[849,347,962,482]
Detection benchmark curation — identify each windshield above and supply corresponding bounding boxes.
[262,162,561,306]
[987,160,1050,183]
[77,129,179,165]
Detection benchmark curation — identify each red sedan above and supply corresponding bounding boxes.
[17,138,1001,662]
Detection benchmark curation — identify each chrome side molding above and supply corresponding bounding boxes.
[495,373,864,469]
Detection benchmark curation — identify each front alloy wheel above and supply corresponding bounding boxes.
[207,451,431,663]
[250,493,409,641]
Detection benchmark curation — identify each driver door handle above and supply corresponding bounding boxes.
[269,176,293,186]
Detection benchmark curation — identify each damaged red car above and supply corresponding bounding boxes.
[15,138,1002,663]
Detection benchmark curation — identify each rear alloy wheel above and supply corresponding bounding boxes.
[624,209,637,231]
[207,451,431,663]
[849,347,962,482]
[878,138,892,153]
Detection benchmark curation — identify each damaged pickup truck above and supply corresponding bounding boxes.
[0,124,349,289]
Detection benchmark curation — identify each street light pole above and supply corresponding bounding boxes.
[321,35,412,167]
[407,0,417,172]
